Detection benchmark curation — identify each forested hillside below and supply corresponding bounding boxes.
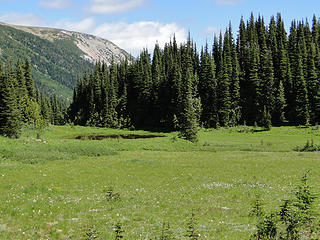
[0,23,130,100]
[69,13,320,131]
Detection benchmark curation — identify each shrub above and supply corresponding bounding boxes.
[104,187,121,202]
[294,139,320,152]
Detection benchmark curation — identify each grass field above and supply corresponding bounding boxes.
[0,125,319,239]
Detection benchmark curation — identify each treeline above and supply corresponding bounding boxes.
[0,59,65,138]
[71,13,320,131]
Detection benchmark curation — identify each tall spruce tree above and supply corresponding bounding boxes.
[273,79,286,125]
[294,54,310,125]
[199,44,218,128]
[151,43,163,127]
[0,65,21,138]
[257,18,275,125]
[306,43,319,124]
[244,44,260,125]
[178,41,198,141]
[24,59,34,99]
[178,68,198,142]
[229,34,241,125]
[215,31,231,126]
[275,39,290,125]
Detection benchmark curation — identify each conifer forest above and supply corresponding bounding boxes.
[1,14,320,138]
[69,13,320,134]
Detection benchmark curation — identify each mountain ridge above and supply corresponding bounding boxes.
[0,22,131,100]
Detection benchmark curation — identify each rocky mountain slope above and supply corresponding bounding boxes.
[0,22,131,100]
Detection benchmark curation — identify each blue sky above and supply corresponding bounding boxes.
[0,0,320,55]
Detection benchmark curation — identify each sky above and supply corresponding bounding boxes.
[0,0,320,55]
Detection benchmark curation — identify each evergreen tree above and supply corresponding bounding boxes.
[169,62,183,130]
[199,44,217,128]
[297,22,308,79]
[273,79,286,126]
[306,43,318,124]
[106,62,118,127]
[294,55,310,125]
[24,59,34,99]
[217,55,231,126]
[151,43,163,127]
[315,87,320,124]
[0,65,21,138]
[229,37,241,125]
[244,44,260,125]
[50,94,65,125]
[179,61,198,142]
[276,40,290,124]
[267,15,278,74]
[179,92,198,143]
[258,21,275,125]
[15,60,29,123]
[215,32,231,126]
[39,93,51,125]
[261,106,272,130]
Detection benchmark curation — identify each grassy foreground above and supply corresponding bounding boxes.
[0,125,319,239]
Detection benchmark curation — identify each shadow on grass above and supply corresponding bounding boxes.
[75,134,166,140]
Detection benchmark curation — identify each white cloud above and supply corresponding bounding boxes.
[0,13,46,26]
[0,11,186,56]
[92,21,187,55]
[89,0,144,14]
[216,0,243,6]
[38,0,72,9]
[205,26,221,36]
[55,18,96,33]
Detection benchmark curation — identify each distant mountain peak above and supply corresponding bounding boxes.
[0,22,131,65]
[0,22,131,100]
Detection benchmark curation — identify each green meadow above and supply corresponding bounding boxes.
[0,125,319,239]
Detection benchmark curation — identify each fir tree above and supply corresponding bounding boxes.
[306,43,318,124]
[24,59,34,99]
[151,43,163,127]
[179,68,198,143]
[199,44,217,128]
[261,106,272,130]
[217,56,231,126]
[294,55,310,125]
[273,79,286,126]
[229,38,241,125]
[159,222,175,240]
[258,26,275,126]
[244,44,260,125]
[186,210,199,240]
[0,66,21,138]
[216,32,231,126]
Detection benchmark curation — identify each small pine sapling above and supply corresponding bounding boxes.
[186,210,199,240]
[84,226,98,240]
[114,222,124,240]
[261,106,272,131]
[249,193,264,217]
[159,221,175,240]
[252,213,278,240]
